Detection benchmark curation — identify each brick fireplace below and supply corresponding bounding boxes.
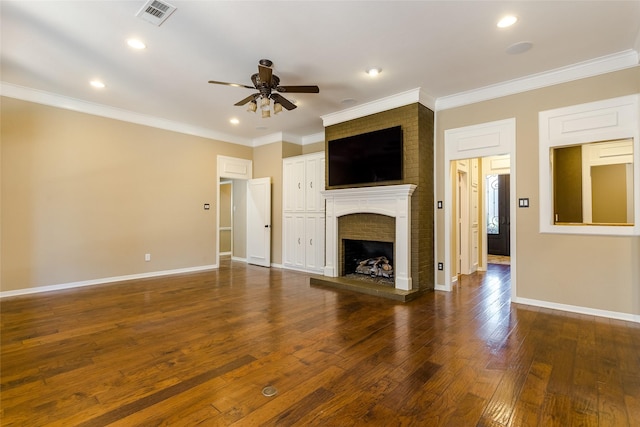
[319,102,435,295]
[322,184,416,291]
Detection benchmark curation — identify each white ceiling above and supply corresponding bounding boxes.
[2,1,639,146]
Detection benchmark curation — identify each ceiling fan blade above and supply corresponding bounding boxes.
[271,93,297,110]
[258,63,273,86]
[208,80,255,90]
[276,85,320,93]
[234,93,259,106]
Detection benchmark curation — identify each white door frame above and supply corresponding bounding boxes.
[456,167,470,276]
[219,180,233,256]
[216,156,252,268]
[443,119,516,299]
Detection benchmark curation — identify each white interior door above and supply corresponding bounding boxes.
[247,177,271,267]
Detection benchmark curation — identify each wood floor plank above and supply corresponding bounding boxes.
[1,262,638,426]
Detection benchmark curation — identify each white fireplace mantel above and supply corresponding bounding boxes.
[321,184,417,291]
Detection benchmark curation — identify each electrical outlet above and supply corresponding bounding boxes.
[145,253,151,262]
[437,262,443,271]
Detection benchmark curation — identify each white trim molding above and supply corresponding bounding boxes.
[442,119,516,296]
[436,50,638,111]
[0,82,252,146]
[0,265,217,298]
[539,94,640,236]
[321,88,435,127]
[513,297,640,323]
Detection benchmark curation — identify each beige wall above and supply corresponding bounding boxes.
[253,142,285,265]
[1,97,252,292]
[302,141,325,155]
[436,67,640,316]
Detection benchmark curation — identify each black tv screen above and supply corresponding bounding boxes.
[328,126,403,187]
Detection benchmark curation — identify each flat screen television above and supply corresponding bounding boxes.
[328,126,403,187]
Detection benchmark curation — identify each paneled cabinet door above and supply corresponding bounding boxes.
[293,214,306,269]
[305,155,325,212]
[283,161,295,212]
[292,158,306,212]
[282,213,296,267]
[304,214,325,272]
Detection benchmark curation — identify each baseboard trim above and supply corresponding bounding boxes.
[513,297,640,323]
[282,265,324,274]
[434,284,449,291]
[231,256,247,262]
[0,265,218,298]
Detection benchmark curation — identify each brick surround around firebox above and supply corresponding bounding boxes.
[338,213,395,278]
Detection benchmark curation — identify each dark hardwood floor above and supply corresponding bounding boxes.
[1,259,639,426]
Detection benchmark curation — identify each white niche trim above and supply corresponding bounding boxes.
[539,94,640,236]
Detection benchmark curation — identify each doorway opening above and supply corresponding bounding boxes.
[486,173,511,265]
[450,156,512,284]
[219,180,233,257]
[443,118,516,297]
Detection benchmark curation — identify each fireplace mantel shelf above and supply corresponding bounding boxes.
[322,184,417,291]
[321,184,416,199]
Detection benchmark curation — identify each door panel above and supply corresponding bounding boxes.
[487,174,510,256]
[247,177,271,267]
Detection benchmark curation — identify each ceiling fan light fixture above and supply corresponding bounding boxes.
[208,59,319,118]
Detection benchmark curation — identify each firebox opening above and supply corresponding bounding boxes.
[343,239,394,286]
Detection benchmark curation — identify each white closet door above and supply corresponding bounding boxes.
[247,177,271,267]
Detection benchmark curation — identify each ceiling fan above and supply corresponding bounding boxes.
[208,59,319,116]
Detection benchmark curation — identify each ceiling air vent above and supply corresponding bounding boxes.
[136,0,176,26]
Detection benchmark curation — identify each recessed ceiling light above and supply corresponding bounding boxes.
[366,68,382,77]
[229,118,239,125]
[127,38,146,49]
[90,80,106,89]
[497,15,518,28]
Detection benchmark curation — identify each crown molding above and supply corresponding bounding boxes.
[251,130,325,147]
[436,50,639,111]
[321,88,435,127]
[0,82,253,146]
[4,49,637,145]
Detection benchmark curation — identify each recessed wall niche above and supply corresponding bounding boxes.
[539,95,640,236]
